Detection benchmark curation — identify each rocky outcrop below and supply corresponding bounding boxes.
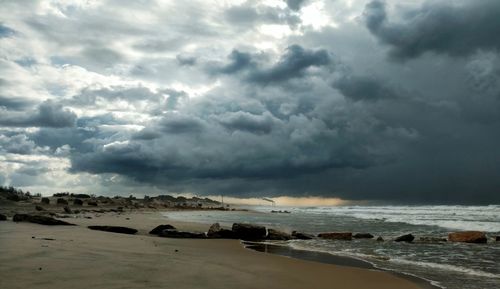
[158,229,206,239]
[73,199,83,206]
[149,224,176,235]
[41,197,50,204]
[206,223,236,239]
[35,205,45,211]
[448,231,487,244]
[0,214,7,221]
[13,214,75,226]
[394,234,414,242]
[291,231,314,240]
[419,237,447,243]
[266,229,292,240]
[353,233,374,239]
[231,223,267,240]
[318,232,352,240]
[376,236,384,242]
[56,198,68,205]
[88,226,138,235]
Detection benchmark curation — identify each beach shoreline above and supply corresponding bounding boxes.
[0,209,426,289]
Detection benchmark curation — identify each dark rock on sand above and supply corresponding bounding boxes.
[291,231,314,240]
[232,223,267,240]
[394,234,414,242]
[88,226,138,235]
[419,237,447,243]
[318,232,352,240]
[448,231,487,243]
[0,214,7,221]
[41,197,50,204]
[63,206,73,214]
[267,229,292,240]
[35,205,45,211]
[87,201,98,206]
[207,223,236,239]
[159,229,206,239]
[13,214,75,226]
[56,198,68,205]
[73,199,83,206]
[149,224,176,235]
[376,236,384,242]
[353,233,374,239]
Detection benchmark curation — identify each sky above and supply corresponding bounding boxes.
[0,0,499,204]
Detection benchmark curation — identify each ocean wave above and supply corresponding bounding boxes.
[292,205,500,232]
[389,258,500,279]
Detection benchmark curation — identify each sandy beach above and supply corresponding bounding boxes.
[0,210,426,289]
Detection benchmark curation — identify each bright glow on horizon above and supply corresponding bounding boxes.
[205,195,348,207]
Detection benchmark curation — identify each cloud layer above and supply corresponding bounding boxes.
[0,0,499,204]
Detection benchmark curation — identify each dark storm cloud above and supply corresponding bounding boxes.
[158,113,205,134]
[2,0,500,204]
[0,100,77,128]
[334,75,399,101]
[364,0,500,59]
[210,50,255,74]
[210,45,332,84]
[0,95,33,110]
[216,111,276,134]
[248,45,331,84]
[286,0,308,11]
[29,127,97,152]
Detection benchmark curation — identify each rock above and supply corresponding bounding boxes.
[231,223,267,240]
[63,206,73,214]
[0,214,7,221]
[448,231,487,244]
[206,223,236,239]
[291,231,314,240]
[73,199,83,206]
[394,234,414,242]
[376,236,384,242]
[419,237,447,243]
[353,233,374,239]
[159,229,206,239]
[12,214,75,226]
[149,224,176,235]
[35,205,45,211]
[267,229,292,240]
[496,236,500,242]
[208,222,221,234]
[88,226,138,235]
[56,198,68,205]
[318,232,352,240]
[41,197,50,204]
[87,201,98,206]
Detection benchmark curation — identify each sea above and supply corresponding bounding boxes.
[163,205,500,289]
